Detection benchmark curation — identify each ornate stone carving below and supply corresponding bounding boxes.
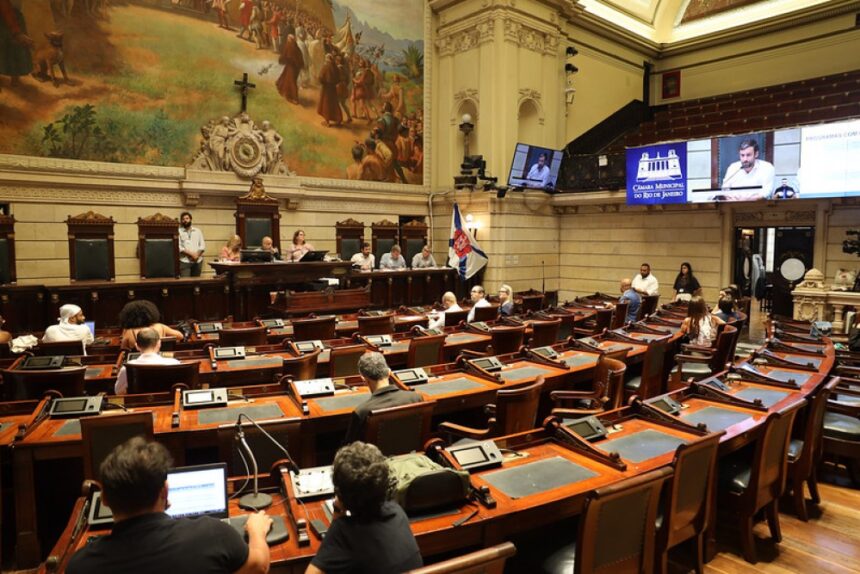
[66,210,114,224]
[188,112,294,179]
[785,210,816,223]
[337,218,365,227]
[373,219,399,227]
[137,213,178,225]
[796,268,826,291]
[503,19,559,55]
[238,177,277,202]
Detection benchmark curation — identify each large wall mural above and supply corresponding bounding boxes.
[0,0,425,183]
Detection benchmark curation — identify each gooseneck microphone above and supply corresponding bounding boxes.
[234,412,301,510]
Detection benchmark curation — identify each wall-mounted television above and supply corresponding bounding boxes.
[626,118,860,205]
[508,143,563,190]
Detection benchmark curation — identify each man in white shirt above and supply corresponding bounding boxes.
[114,328,181,395]
[411,245,437,269]
[427,292,462,330]
[379,245,407,270]
[350,242,375,271]
[178,211,206,277]
[525,153,552,188]
[43,304,94,345]
[631,263,659,296]
[719,139,775,201]
[466,285,491,322]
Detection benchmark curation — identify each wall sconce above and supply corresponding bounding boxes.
[464,213,479,239]
[459,113,474,157]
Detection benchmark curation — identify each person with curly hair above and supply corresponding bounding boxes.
[118,300,184,351]
[306,442,422,574]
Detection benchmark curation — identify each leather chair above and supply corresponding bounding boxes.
[822,382,860,486]
[281,348,321,381]
[2,366,87,400]
[328,344,367,378]
[624,336,671,400]
[638,294,661,320]
[529,318,561,348]
[439,377,544,441]
[407,334,446,368]
[488,325,525,355]
[611,301,629,329]
[80,412,155,479]
[473,304,500,323]
[671,324,739,382]
[126,362,200,394]
[717,400,805,563]
[541,467,672,574]
[444,309,469,327]
[358,314,395,336]
[218,326,268,347]
[217,417,301,476]
[551,356,627,417]
[292,315,337,341]
[574,307,613,337]
[34,340,88,356]
[407,541,516,574]
[362,399,435,456]
[786,377,839,520]
[655,433,722,574]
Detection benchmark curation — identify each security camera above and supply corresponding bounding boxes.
[566,46,578,57]
[565,63,579,74]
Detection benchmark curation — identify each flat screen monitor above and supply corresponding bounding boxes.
[507,143,562,190]
[299,250,328,262]
[240,249,273,263]
[165,463,228,519]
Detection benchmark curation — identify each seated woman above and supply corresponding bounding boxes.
[306,442,422,574]
[219,235,242,262]
[288,229,314,262]
[498,284,514,316]
[678,296,725,347]
[672,262,701,302]
[119,300,185,350]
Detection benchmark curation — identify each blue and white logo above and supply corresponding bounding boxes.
[626,142,688,205]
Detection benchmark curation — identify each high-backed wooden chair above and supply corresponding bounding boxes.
[540,467,672,574]
[551,355,627,416]
[822,385,860,486]
[407,542,516,574]
[529,318,561,347]
[473,304,499,323]
[218,326,268,347]
[656,434,722,574]
[81,412,155,479]
[401,219,429,266]
[363,399,435,456]
[329,344,366,378]
[137,213,180,279]
[574,307,613,337]
[292,315,337,341]
[2,366,87,400]
[335,218,365,261]
[281,348,321,381]
[0,213,17,284]
[786,377,839,520]
[34,340,88,356]
[66,211,115,282]
[717,401,805,563]
[126,362,200,394]
[439,377,545,440]
[444,309,469,327]
[517,290,544,313]
[638,294,660,320]
[671,324,739,381]
[488,324,525,355]
[611,301,629,329]
[218,417,301,476]
[371,219,399,269]
[358,314,394,335]
[624,336,671,400]
[235,186,280,250]
[407,334,446,368]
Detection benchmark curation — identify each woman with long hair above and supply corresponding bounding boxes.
[219,234,242,262]
[288,229,315,262]
[678,296,725,346]
[673,262,701,302]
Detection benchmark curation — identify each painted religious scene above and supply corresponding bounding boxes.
[0,0,425,183]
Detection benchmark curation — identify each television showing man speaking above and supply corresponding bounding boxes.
[507,143,562,190]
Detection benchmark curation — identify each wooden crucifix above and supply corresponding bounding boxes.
[234,73,256,113]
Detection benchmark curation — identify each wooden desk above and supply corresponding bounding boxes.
[345,268,457,308]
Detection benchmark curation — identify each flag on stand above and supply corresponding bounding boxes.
[448,203,488,279]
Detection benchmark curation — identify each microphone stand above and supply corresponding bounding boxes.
[542,260,546,294]
[235,421,273,510]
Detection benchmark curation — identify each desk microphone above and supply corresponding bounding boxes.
[234,413,300,510]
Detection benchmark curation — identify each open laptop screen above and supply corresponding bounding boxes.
[165,463,228,519]
[85,321,95,336]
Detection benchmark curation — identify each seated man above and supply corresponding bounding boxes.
[306,442,422,574]
[43,303,94,345]
[260,236,281,260]
[114,328,181,395]
[344,352,422,444]
[466,285,491,323]
[379,244,407,270]
[427,291,462,330]
[410,245,437,269]
[631,263,659,296]
[498,284,514,316]
[713,297,740,323]
[67,437,272,574]
[619,278,641,324]
[349,242,375,271]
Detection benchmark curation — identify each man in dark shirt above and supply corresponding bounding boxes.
[343,351,423,444]
[306,442,423,574]
[67,437,272,574]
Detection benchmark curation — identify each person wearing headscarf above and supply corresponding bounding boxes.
[42,304,94,344]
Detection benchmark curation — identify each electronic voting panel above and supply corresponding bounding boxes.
[295,340,325,354]
[49,396,104,418]
[182,388,228,409]
[531,346,559,360]
[213,346,246,360]
[293,377,335,398]
[470,356,504,373]
[565,415,608,442]
[197,322,223,334]
[646,395,683,415]
[364,334,393,347]
[446,440,504,472]
[392,368,430,386]
[21,356,65,370]
[291,465,335,500]
[260,319,285,328]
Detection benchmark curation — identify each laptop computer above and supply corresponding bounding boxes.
[299,250,328,262]
[85,321,96,337]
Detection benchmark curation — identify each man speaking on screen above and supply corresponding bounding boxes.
[718,139,775,201]
[526,153,552,188]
